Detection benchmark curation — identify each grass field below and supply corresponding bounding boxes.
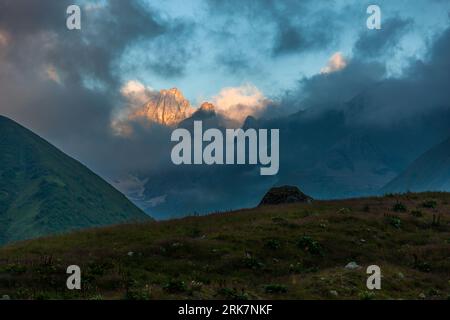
[0,192,449,300]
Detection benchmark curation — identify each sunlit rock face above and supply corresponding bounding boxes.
[134,88,194,126]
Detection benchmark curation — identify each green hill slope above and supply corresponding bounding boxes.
[0,192,448,300]
[0,115,151,244]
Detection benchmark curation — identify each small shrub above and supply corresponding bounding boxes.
[297,236,324,256]
[187,228,202,238]
[411,210,423,217]
[393,202,407,212]
[414,256,431,272]
[243,256,265,270]
[337,208,351,214]
[385,193,396,198]
[432,214,442,227]
[271,217,287,224]
[264,284,288,294]
[288,262,318,273]
[33,291,54,300]
[126,288,150,300]
[265,239,281,250]
[2,263,27,274]
[422,200,437,209]
[358,291,376,300]
[189,280,203,291]
[217,288,249,300]
[13,288,32,300]
[427,288,440,297]
[163,279,187,293]
[386,216,402,229]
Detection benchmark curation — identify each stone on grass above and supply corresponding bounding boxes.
[344,262,360,270]
[329,290,339,297]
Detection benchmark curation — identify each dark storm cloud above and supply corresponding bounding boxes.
[282,59,386,111]
[0,0,168,85]
[0,0,67,34]
[1,0,450,217]
[206,0,340,59]
[215,51,256,75]
[0,0,194,180]
[139,39,443,215]
[354,16,413,58]
[283,25,450,126]
[125,20,198,79]
[272,22,308,55]
[272,13,337,56]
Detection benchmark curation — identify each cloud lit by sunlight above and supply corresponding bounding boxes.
[320,52,347,74]
[0,30,9,47]
[45,65,62,84]
[120,80,153,106]
[211,84,271,124]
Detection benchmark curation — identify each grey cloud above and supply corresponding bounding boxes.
[285,59,386,110]
[0,0,67,35]
[215,51,256,75]
[0,0,192,181]
[272,22,305,55]
[126,20,198,79]
[0,0,196,86]
[354,16,413,58]
[1,0,450,217]
[283,24,450,126]
[206,0,339,58]
[272,13,337,56]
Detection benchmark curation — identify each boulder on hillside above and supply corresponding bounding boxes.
[259,185,313,206]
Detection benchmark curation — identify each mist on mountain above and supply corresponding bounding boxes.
[121,27,450,218]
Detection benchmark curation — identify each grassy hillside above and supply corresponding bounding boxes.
[0,115,150,244]
[0,192,449,300]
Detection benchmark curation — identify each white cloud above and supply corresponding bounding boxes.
[111,81,145,135]
[120,80,153,106]
[84,1,107,11]
[45,65,62,84]
[111,80,156,136]
[112,82,271,135]
[0,30,9,47]
[320,52,347,74]
[146,194,167,207]
[211,84,270,125]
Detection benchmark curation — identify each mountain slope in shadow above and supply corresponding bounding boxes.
[382,137,450,193]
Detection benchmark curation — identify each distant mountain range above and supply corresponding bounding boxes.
[0,115,151,245]
[382,137,450,193]
[127,87,450,217]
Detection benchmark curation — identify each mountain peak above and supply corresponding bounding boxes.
[161,87,185,100]
[242,115,257,129]
[199,102,215,112]
[198,102,216,113]
[140,87,194,126]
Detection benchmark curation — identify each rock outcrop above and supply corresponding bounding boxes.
[259,185,313,206]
